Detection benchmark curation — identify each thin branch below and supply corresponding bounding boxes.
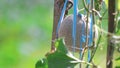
[92,9,102,19]
[82,0,89,12]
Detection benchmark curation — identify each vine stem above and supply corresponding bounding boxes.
[71,60,93,66]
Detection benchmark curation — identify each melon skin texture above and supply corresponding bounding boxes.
[58,14,90,51]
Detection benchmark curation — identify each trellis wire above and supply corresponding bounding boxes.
[79,14,85,59]
[86,0,93,67]
[56,0,68,38]
[72,0,78,54]
[56,0,94,67]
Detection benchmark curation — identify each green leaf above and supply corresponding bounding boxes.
[117,18,120,30]
[36,38,91,68]
[95,0,102,11]
[47,51,78,68]
[35,58,48,68]
[116,17,120,34]
[55,38,68,54]
[115,66,120,68]
[47,38,78,68]
[116,57,120,61]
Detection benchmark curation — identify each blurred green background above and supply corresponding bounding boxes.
[0,0,53,68]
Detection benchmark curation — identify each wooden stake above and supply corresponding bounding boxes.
[51,0,65,52]
[106,0,115,68]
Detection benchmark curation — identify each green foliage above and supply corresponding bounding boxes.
[116,57,120,61]
[116,18,120,34]
[115,66,120,68]
[95,0,102,11]
[54,38,68,54]
[115,57,120,68]
[117,19,120,29]
[36,38,79,68]
[36,58,48,68]
[0,0,53,68]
